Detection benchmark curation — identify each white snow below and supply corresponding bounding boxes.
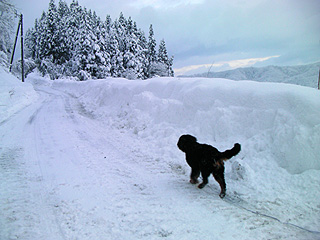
[1,69,320,240]
[0,68,38,123]
[187,62,320,89]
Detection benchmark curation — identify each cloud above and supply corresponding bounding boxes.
[174,55,280,75]
[130,0,205,10]
[223,56,281,68]
[144,0,320,70]
[12,0,320,73]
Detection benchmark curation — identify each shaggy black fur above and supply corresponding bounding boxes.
[177,134,241,198]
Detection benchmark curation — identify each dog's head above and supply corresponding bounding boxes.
[177,134,197,153]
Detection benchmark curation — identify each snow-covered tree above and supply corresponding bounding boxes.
[43,0,59,62]
[105,14,112,33]
[56,0,70,64]
[147,24,157,63]
[25,20,37,59]
[157,39,174,77]
[146,24,161,78]
[168,55,174,77]
[136,29,149,79]
[0,0,16,66]
[25,0,173,80]
[108,33,123,77]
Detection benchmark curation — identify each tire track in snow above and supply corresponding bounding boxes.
[44,89,229,239]
[28,88,105,239]
[0,92,67,240]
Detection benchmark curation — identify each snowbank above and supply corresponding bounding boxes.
[52,77,320,175]
[51,76,320,231]
[0,68,38,123]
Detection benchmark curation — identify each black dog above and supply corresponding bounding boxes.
[177,134,241,198]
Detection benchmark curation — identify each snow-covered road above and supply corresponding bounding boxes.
[1,72,319,240]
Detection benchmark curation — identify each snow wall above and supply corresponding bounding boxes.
[52,77,320,174]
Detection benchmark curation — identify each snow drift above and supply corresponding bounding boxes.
[51,76,320,175]
[0,68,38,123]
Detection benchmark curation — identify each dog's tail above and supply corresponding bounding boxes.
[219,143,241,161]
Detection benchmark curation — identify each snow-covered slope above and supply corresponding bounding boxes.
[1,70,320,239]
[185,62,320,88]
[0,68,38,123]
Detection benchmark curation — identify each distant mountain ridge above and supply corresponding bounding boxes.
[183,62,320,88]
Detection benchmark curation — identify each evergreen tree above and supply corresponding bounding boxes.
[94,12,111,78]
[147,24,157,63]
[168,56,174,77]
[157,39,174,77]
[58,0,69,16]
[105,14,112,33]
[44,0,59,62]
[108,31,123,77]
[25,0,173,80]
[56,0,70,64]
[116,12,127,53]
[25,20,37,59]
[146,24,161,78]
[37,12,48,60]
[136,29,149,79]
[122,16,143,79]
[158,40,168,65]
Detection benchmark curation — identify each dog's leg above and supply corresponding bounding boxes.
[190,168,200,184]
[213,172,226,198]
[198,171,210,189]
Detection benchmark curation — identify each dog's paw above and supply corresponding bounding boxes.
[190,179,199,184]
[198,183,206,189]
[219,192,226,198]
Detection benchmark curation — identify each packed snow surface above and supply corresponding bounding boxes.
[1,70,320,240]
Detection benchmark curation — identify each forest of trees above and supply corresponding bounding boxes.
[25,0,174,80]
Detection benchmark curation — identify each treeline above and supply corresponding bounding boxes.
[25,0,174,80]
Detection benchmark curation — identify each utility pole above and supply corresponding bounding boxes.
[9,13,24,82]
[9,15,21,72]
[20,14,24,82]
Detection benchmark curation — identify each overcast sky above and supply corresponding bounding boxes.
[12,0,320,75]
